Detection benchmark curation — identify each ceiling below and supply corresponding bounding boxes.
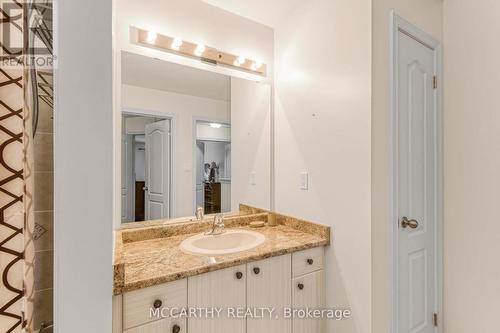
[121,51,231,101]
[201,0,304,28]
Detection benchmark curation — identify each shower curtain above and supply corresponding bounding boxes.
[0,1,35,332]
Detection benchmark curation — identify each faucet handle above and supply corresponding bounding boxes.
[195,206,204,220]
[215,214,224,224]
[214,214,225,234]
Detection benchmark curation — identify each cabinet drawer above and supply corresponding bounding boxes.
[292,247,324,277]
[292,270,325,333]
[123,279,187,330]
[123,316,186,333]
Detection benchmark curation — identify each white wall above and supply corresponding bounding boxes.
[55,0,113,331]
[371,1,443,332]
[196,123,231,141]
[443,2,500,332]
[231,78,271,212]
[273,1,372,332]
[134,140,146,182]
[124,116,154,134]
[203,141,227,174]
[122,84,230,218]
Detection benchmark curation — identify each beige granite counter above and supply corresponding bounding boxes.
[113,206,330,295]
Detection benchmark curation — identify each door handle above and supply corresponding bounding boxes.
[401,216,419,229]
[142,186,148,191]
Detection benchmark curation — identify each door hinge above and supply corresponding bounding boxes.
[433,312,438,327]
[433,76,438,89]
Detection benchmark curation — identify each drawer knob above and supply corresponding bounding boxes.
[253,267,260,274]
[153,299,162,309]
[297,283,304,290]
[172,324,181,333]
[307,258,314,265]
[235,271,243,279]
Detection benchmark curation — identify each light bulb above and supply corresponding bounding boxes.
[210,123,222,129]
[171,37,183,50]
[194,44,206,56]
[237,56,246,64]
[255,61,262,69]
[233,60,240,67]
[251,62,257,71]
[146,31,157,44]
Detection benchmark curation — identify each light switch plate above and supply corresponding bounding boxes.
[300,172,309,190]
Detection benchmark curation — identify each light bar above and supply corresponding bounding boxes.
[135,28,267,76]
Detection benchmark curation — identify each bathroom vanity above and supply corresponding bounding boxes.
[112,9,328,332]
[113,206,330,333]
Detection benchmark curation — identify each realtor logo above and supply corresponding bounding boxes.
[1,0,55,68]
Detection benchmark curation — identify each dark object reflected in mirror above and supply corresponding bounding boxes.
[195,125,231,215]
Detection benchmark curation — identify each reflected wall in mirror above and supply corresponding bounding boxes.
[195,121,231,215]
[120,51,271,224]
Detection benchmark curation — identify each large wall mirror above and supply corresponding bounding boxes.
[120,51,271,224]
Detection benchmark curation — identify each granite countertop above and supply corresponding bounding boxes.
[114,207,330,295]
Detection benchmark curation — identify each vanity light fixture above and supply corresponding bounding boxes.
[237,56,246,65]
[194,44,206,56]
[209,123,222,129]
[146,31,157,44]
[171,37,183,50]
[135,28,267,76]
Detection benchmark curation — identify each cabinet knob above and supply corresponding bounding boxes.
[297,283,304,290]
[253,267,260,275]
[172,324,181,333]
[306,258,314,265]
[235,271,243,279]
[153,299,162,309]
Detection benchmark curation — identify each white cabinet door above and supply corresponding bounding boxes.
[247,254,291,333]
[292,270,325,333]
[188,264,246,333]
[123,317,186,333]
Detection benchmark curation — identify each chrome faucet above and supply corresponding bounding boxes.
[206,214,225,235]
[195,206,204,221]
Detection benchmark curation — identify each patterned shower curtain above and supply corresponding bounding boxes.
[0,1,35,332]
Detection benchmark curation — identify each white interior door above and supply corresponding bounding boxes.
[195,141,205,210]
[145,119,171,220]
[396,28,438,333]
[121,134,134,222]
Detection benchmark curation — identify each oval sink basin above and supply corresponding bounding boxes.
[180,229,265,256]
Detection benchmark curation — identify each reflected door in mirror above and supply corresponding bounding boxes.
[145,120,171,220]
